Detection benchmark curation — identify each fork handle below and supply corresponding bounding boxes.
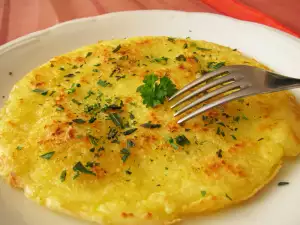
[266,71,300,91]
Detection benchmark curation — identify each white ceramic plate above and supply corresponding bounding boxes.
[1,10,300,225]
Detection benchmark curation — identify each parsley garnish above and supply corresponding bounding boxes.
[85,161,100,168]
[86,52,92,58]
[231,135,237,140]
[66,83,81,94]
[109,113,124,128]
[60,170,67,182]
[176,54,186,61]
[94,63,101,66]
[168,137,179,150]
[123,128,138,136]
[196,47,211,51]
[151,57,168,65]
[136,74,177,107]
[167,37,176,43]
[84,90,95,99]
[120,148,130,163]
[216,149,223,158]
[120,55,128,60]
[73,161,96,176]
[112,45,121,53]
[141,122,161,129]
[183,43,188,49]
[278,181,289,186]
[64,73,75,78]
[207,62,225,70]
[225,193,232,201]
[87,134,99,146]
[32,89,48,96]
[97,79,110,87]
[201,191,207,197]
[72,99,82,105]
[56,105,64,111]
[89,117,97,123]
[107,127,118,139]
[127,139,135,148]
[175,135,190,146]
[73,119,86,124]
[16,146,23,150]
[40,151,55,160]
[258,138,264,141]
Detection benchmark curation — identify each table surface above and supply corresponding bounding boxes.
[0,0,299,45]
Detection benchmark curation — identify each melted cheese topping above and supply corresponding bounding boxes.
[0,37,300,225]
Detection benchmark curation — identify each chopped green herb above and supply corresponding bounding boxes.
[120,148,130,163]
[125,170,132,175]
[86,52,92,58]
[85,161,100,168]
[89,117,97,123]
[59,67,65,71]
[231,135,237,140]
[40,151,55,160]
[233,116,240,122]
[16,146,23,151]
[107,127,118,139]
[208,62,225,70]
[216,149,223,158]
[168,137,179,150]
[90,148,95,153]
[242,114,249,120]
[109,113,124,128]
[151,56,168,65]
[217,122,225,127]
[175,135,190,146]
[73,119,86,124]
[129,112,135,120]
[123,128,138,135]
[278,181,289,186]
[72,65,78,69]
[49,91,56,96]
[92,69,99,73]
[97,79,110,87]
[32,89,48,96]
[183,43,188,49]
[87,134,99,146]
[120,55,128,60]
[73,161,96,175]
[127,139,135,148]
[201,190,207,197]
[225,193,232,200]
[167,37,176,43]
[176,54,186,61]
[258,138,264,141]
[73,172,80,180]
[141,122,161,129]
[94,63,101,66]
[196,47,211,51]
[136,74,177,108]
[72,99,82,105]
[66,83,81,94]
[64,73,75,78]
[56,105,64,111]
[84,90,95,99]
[60,170,67,182]
[112,45,121,53]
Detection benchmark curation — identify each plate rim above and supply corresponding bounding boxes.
[0,10,299,55]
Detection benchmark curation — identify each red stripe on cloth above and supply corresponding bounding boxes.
[201,0,300,37]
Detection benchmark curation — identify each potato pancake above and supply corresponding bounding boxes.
[0,37,300,225]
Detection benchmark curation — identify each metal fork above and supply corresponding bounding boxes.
[169,65,300,124]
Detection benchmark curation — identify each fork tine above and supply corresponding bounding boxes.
[168,67,235,101]
[177,88,250,124]
[174,81,248,117]
[171,73,242,109]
